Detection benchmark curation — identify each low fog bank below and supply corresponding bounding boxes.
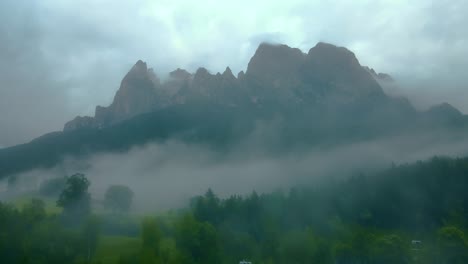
[2,129,468,212]
[376,74,468,113]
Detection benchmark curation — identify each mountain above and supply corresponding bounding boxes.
[1,42,468,179]
[64,42,391,132]
[64,60,163,130]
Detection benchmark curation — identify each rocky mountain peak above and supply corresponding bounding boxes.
[428,102,463,118]
[124,60,149,81]
[222,67,235,79]
[303,42,385,98]
[307,42,360,68]
[64,43,393,132]
[107,60,158,120]
[65,60,159,131]
[195,67,210,76]
[246,43,305,80]
[170,68,192,81]
[364,66,394,83]
[135,59,146,67]
[193,67,213,84]
[237,71,245,79]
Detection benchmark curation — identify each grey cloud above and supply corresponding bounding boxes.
[0,0,70,147]
[3,129,468,211]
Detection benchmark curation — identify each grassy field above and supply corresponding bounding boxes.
[95,235,141,264]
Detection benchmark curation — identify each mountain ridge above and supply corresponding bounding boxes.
[64,42,395,132]
[2,42,468,179]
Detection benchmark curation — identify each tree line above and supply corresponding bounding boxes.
[1,156,468,263]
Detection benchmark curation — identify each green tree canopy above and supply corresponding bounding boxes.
[57,173,91,224]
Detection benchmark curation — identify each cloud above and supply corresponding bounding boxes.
[3,128,468,211]
[1,0,467,146]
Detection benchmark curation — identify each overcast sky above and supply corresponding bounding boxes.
[0,0,467,147]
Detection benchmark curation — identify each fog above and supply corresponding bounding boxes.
[3,126,468,212]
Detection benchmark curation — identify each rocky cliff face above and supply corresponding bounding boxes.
[64,42,400,131]
[303,42,385,101]
[109,60,158,120]
[64,60,163,131]
[242,42,387,107]
[246,43,305,84]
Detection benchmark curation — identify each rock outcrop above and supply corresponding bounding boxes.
[64,60,162,131]
[303,42,385,100]
[64,42,403,131]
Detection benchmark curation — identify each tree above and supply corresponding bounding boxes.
[0,200,84,264]
[24,219,83,264]
[334,228,375,264]
[371,234,411,264]
[437,226,468,263]
[192,188,220,225]
[142,218,162,249]
[175,214,221,263]
[57,173,91,224]
[82,216,101,263]
[104,185,134,213]
[140,217,162,263]
[22,199,46,226]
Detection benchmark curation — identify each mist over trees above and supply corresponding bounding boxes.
[0,198,97,263]
[39,176,66,197]
[104,185,134,213]
[57,173,91,225]
[119,156,468,263]
[0,157,468,263]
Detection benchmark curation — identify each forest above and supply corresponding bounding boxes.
[1,156,468,264]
